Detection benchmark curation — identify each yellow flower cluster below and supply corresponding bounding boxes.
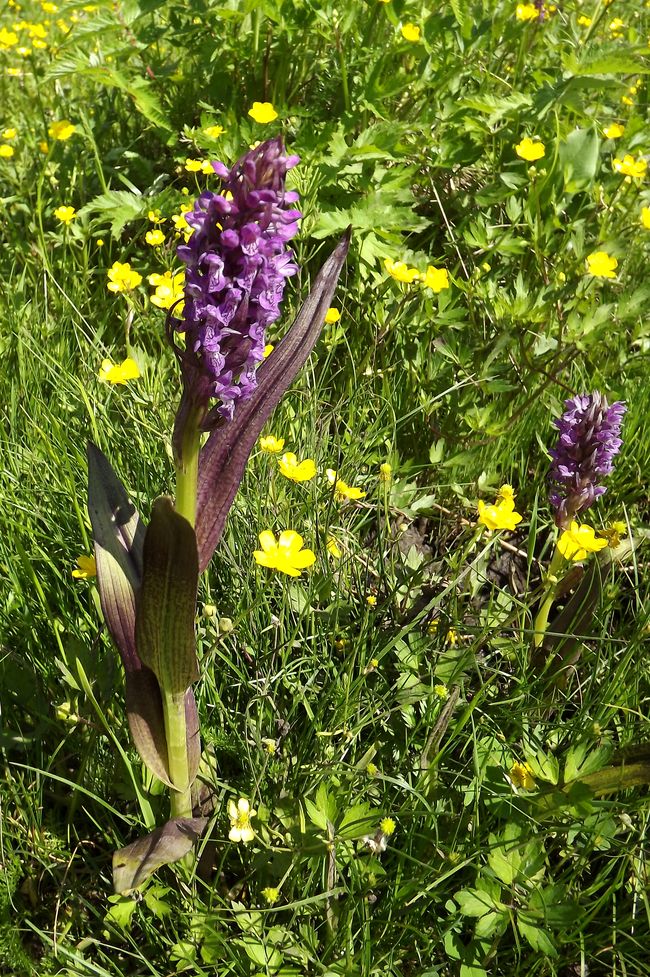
[107,261,142,293]
[248,101,278,124]
[54,205,76,224]
[253,530,316,577]
[557,522,608,561]
[586,251,617,279]
[148,270,185,311]
[613,154,647,180]
[515,4,538,22]
[98,357,141,385]
[48,119,76,141]
[477,485,523,531]
[515,136,545,161]
[384,258,449,292]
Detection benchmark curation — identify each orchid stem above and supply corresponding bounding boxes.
[163,689,192,819]
[175,408,202,528]
[533,541,565,649]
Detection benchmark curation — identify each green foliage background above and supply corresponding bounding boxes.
[1,1,649,975]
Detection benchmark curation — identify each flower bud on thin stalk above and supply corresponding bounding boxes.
[533,392,626,649]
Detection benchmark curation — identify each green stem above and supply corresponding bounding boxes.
[175,408,202,528]
[533,541,565,649]
[162,690,192,819]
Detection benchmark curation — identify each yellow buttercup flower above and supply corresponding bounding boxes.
[326,468,366,501]
[2,128,17,140]
[204,124,225,139]
[557,522,608,561]
[54,205,77,224]
[401,23,420,42]
[434,683,449,699]
[515,136,545,161]
[586,251,617,279]
[515,3,538,21]
[259,435,285,453]
[613,154,647,180]
[0,28,19,47]
[184,158,203,172]
[420,265,449,292]
[509,762,536,790]
[145,228,165,246]
[641,207,650,230]
[603,122,625,139]
[379,462,392,483]
[253,530,316,577]
[148,209,164,223]
[72,554,96,579]
[38,140,49,153]
[0,145,14,158]
[248,101,278,124]
[148,270,184,311]
[261,887,279,905]
[107,261,142,293]
[48,119,76,140]
[324,307,341,323]
[609,17,624,37]
[278,452,317,482]
[477,495,523,531]
[497,484,515,502]
[384,258,420,284]
[577,14,592,26]
[228,797,256,843]
[98,357,141,385]
[380,817,396,836]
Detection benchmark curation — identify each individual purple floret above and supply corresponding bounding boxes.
[172,136,301,428]
[548,392,626,528]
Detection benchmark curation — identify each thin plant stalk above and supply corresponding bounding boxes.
[533,541,564,649]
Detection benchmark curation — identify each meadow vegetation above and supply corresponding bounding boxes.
[1,1,650,975]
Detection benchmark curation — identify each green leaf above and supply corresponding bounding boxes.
[113,818,208,893]
[455,888,499,918]
[516,916,557,956]
[337,804,377,841]
[105,894,138,929]
[559,128,600,191]
[136,497,199,695]
[78,190,148,238]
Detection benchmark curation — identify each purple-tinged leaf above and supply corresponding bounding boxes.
[113,817,208,893]
[87,442,144,673]
[195,229,351,572]
[87,446,199,785]
[135,497,199,695]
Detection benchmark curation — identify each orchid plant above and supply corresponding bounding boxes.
[87,137,349,892]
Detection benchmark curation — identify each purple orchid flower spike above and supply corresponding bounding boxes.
[548,392,626,528]
[170,136,302,459]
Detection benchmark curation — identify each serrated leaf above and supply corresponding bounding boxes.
[113,818,208,893]
[195,231,350,572]
[337,804,376,841]
[105,894,138,929]
[136,497,199,695]
[78,190,148,238]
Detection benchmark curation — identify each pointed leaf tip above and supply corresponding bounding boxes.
[113,817,208,893]
[195,231,351,571]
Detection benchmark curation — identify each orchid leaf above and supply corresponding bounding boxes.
[113,817,208,893]
[87,442,144,672]
[195,229,351,572]
[135,497,199,695]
